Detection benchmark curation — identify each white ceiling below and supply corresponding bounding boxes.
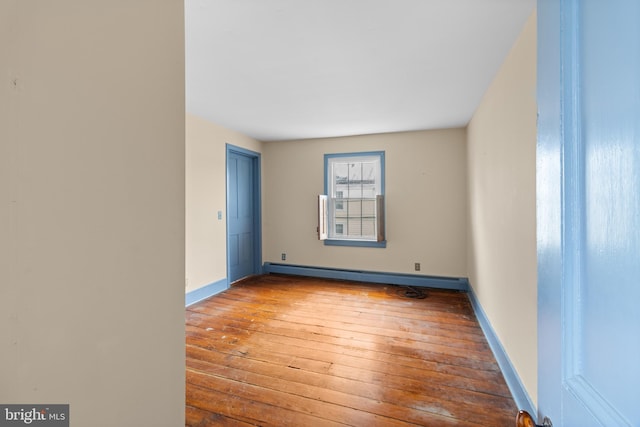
[185,0,535,141]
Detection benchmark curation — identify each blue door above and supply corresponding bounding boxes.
[227,146,261,283]
[537,0,640,425]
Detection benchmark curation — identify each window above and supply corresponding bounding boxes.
[318,151,385,247]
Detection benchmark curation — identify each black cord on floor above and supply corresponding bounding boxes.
[396,285,427,299]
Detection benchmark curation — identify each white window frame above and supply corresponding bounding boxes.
[318,151,386,248]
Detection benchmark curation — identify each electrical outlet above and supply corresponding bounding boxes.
[414,262,421,271]
[281,253,287,261]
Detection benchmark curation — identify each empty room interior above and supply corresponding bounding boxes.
[3,1,544,426]
[6,1,640,425]
[185,1,537,425]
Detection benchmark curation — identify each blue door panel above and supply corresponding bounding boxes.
[227,147,260,283]
[580,1,640,422]
[229,234,239,268]
[228,157,238,220]
[237,158,252,220]
[538,0,640,425]
[239,232,253,277]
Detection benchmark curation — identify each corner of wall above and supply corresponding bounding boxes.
[465,8,538,410]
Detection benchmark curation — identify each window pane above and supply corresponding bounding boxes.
[335,191,344,210]
[346,199,361,215]
[362,162,376,184]
[361,218,375,236]
[333,163,348,187]
[349,162,362,182]
[361,199,376,216]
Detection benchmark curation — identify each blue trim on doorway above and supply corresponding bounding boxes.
[262,263,469,291]
[466,284,536,417]
[185,278,228,307]
[226,144,261,159]
[225,144,263,282]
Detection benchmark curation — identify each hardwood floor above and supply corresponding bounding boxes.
[185,274,517,426]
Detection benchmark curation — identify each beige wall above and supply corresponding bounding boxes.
[263,129,468,277]
[0,2,185,426]
[467,11,537,406]
[186,114,263,292]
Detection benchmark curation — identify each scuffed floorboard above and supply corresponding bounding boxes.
[185,274,516,426]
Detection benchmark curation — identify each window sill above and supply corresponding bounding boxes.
[323,239,387,248]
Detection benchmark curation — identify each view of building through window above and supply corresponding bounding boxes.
[326,152,384,242]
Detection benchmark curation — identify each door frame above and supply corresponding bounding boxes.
[225,144,262,283]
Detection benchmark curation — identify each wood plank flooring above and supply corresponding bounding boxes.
[185,274,517,426]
